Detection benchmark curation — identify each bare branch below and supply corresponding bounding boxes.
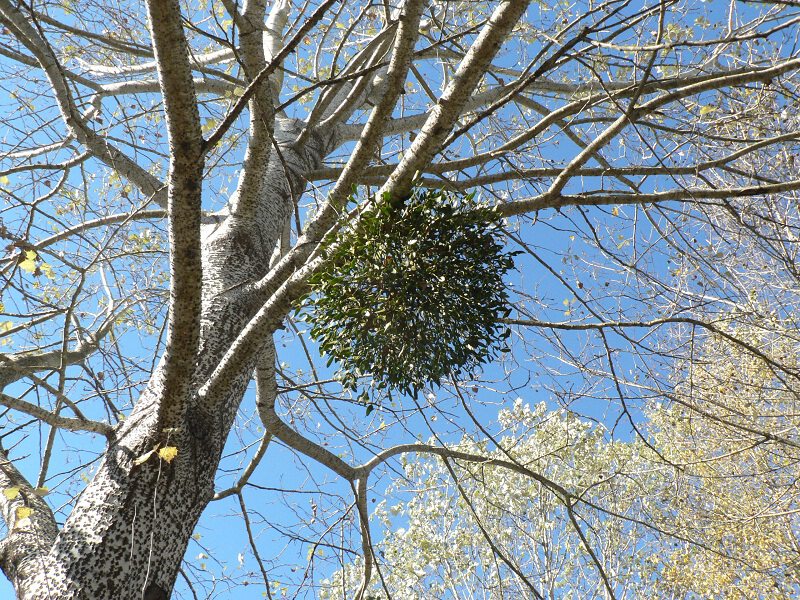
[255,341,356,480]
[202,0,343,153]
[212,433,271,500]
[500,178,800,216]
[0,449,58,596]
[0,316,114,388]
[379,0,532,200]
[299,0,427,242]
[0,0,168,206]
[0,391,113,437]
[236,492,273,598]
[145,0,205,429]
[352,477,374,600]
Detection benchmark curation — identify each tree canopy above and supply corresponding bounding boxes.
[324,324,800,598]
[1,0,800,597]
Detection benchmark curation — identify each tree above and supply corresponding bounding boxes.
[320,401,663,599]
[645,321,800,598]
[1,0,800,597]
[321,324,800,599]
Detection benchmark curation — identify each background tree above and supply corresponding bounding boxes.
[1,0,800,597]
[321,323,800,599]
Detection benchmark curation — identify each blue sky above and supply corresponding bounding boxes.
[2,0,798,597]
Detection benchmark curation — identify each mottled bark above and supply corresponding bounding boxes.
[11,121,338,599]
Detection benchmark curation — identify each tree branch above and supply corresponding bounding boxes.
[299,0,426,243]
[440,456,546,600]
[0,448,58,597]
[0,316,114,389]
[145,0,205,429]
[212,433,271,500]
[378,0,532,200]
[499,178,800,216]
[0,0,168,207]
[0,391,113,437]
[254,340,356,480]
[202,0,342,153]
[197,0,426,404]
[352,477,374,600]
[225,0,281,219]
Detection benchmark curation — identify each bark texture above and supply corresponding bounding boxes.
[11,120,338,599]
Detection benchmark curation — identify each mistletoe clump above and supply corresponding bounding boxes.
[304,188,515,398]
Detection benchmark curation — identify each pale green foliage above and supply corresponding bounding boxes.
[321,323,800,599]
[321,401,663,599]
[645,321,800,598]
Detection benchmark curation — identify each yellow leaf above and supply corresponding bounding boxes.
[15,506,33,520]
[40,263,55,280]
[20,250,37,273]
[33,486,49,497]
[699,105,716,115]
[3,486,20,500]
[201,118,218,135]
[158,446,178,463]
[611,206,619,216]
[0,175,9,185]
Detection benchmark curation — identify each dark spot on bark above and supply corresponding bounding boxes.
[144,582,168,600]
[185,176,201,193]
[177,140,194,156]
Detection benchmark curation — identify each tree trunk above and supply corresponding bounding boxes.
[12,121,338,599]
